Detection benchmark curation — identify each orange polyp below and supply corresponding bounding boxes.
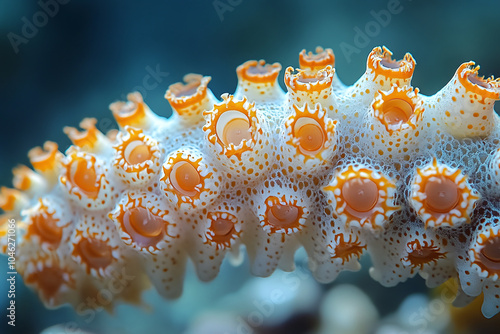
[110,92,147,128]
[70,158,99,198]
[171,161,201,196]
[209,218,236,246]
[63,118,101,149]
[299,47,335,71]
[404,240,446,270]
[237,60,281,84]
[380,57,401,69]
[382,98,412,127]
[284,66,334,93]
[266,204,299,229]
[457,62,500,101]
[424,176,459,213]
[0,187,20,212]
[332,234,366,264]
[480,237,500,263]
[222,118,251,147]
[342,178,379,213]
[166,74,211,112]
[12,165,34,191]
[296,122,324,153]
[32,210,62,246]
[468,73,491,89]
[371,86,422,134]
[212,219,233,236]
[28,141,61,173]
[127,207,163,238]
[76,238,113,270]
[367,46,415,81]
[26,266,65,298]
[124,140,152,165]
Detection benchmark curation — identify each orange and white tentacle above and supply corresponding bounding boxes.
[244,184,309,276]
[0,187,28,215]
[22,196,71,253]
[282,103,338,172]
[110,191,185,299]
[28,141,63,186]
[63,118,112,154]
[19,251,77,308]
[469,223,500,281]
[112,126,161,187]
[234,60,285,103]
[69,213,124,278]
[310,226,367,284]
[12,165,48,197]
[160,147,221,210]
[284,65,338,116]
[188,203,242,281]
[165,74,218,125]
[203,94,270,181]
[323,165,399,231]
[346,46,415,105]
[329,231,366,268]
[109,191,177,254]
[110,92,162,130]
[367,85,424,158]
[299,46,345,91]
[410,159,480,228]
[60,148,114,210]
[257,194,309,235]
[428,62,500,138]
[400,229,454,287]
[202,208,241,251]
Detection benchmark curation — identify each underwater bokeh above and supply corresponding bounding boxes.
[1,0,500,333]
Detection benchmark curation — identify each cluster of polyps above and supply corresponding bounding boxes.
[2,45,500,318]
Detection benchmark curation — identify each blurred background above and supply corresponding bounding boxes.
[1,0,500,333]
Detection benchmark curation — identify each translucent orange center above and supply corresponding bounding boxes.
[481,238,500,263]
[424,176,459,213]
[296,123,324,153]
[266,204,299,229]
[380,58,401,69]
[342,178,379,212]
[70,159,99,198]
[468,73,491,89]
[222,118,251,147]
[33,213,62,245]
[128,207,163,238]
[171,161,201,196]
[77,238,113,270]
[125,140,151,165]
[29,267,65,298]
[381,98,413,128]
[212,219,234,236]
